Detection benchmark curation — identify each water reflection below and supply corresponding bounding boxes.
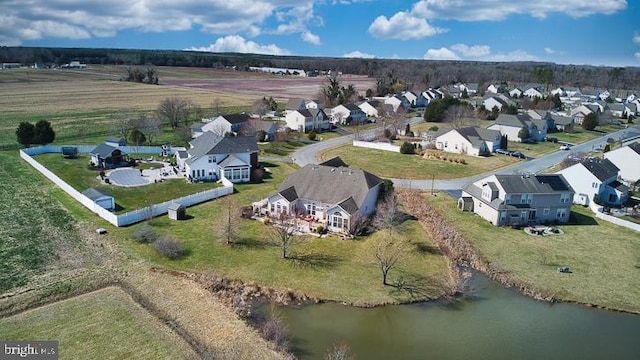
[276,274,640,360]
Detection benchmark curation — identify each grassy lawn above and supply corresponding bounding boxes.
[0,287,195,359]
[259,138,311,158]
[0,152,84,292]
[426,193,640,313]
[320,144,519,179]
[33,153,221,213]
[507,140,559,157]
[102,161,451,305]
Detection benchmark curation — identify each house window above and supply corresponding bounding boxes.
[208,156,215,163]
[444,141,448,148]
[332,213,343,228]
[504,195,511,204]
[556,208,566,218]
[270,204,274,213]
[521,194,527,204]
[560,194,570,204]
[520,211,527,221]
[276,204,281,213]
[241,168,249,179]
[306,204,317,215]
[543,208,550,216]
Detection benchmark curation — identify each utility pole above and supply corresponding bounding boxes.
[431,174,435,196]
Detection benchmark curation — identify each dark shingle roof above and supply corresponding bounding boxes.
[276,164,383,212]
[628,142,640,155]
[496,174,572,194]
[220,113,251,124]
[581,158,619,181]
[456,126,500,142]
[494,114,532,128]
[319,156,349,168]
[187,132,257,163]
[337,197,359,215]
[91,143,118,158]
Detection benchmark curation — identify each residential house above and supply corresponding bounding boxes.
[571,104,600,125]
[105,137,126,147]
[509,87,523,98]
[604,143,640,182]
[265,163,383,233]
[483,95,515,112]
[285,108,330,132]
[556,158,629,207]
[175,131,258,183]
[549,114,575,132]
[284,98,323,116]
[459,174,574,226]
[487,83,507,94]
[402,91,418,107]
[240,120,279,141]
[439,86,462,99]
[488,114,541,142]
[523,85,546,99]
[624,103,637,118]
[90,143,129,168]
[435,126,501,156]
[384,95,410,113]
[331,103,367,124]
[458,83,478,96]
[357,100,381,118]
[197,113,252,137]
[565,87,582,97]
[607,103,625,119]
[418,89,442,107]
[550,87,566,97]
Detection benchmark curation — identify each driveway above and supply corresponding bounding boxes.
[292,122,640,191]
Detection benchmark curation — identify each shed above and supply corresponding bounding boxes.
[82,187,115,211]
[168,203,186,220]
[62,146,79,158]
[457,197,474,212]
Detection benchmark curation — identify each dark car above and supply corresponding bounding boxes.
[545,136,558,143]
[495,149,512,155]
[511,151,526,159]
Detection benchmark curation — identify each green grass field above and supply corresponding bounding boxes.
[320,144,519,180]
[33,153,221,213]
[0,287,195,359]
[426,193,640,313]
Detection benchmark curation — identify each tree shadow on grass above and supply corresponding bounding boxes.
[289,251,341,268]
[567,211,598,225]
[232,237,269,249]
[259,161,281,168]
[389,272,439,300]
[415,243,442,255]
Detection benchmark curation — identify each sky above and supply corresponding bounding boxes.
[1,0,639,67]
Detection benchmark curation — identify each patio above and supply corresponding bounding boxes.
[104,163,184,187]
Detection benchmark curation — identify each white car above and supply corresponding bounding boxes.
[559,144,571,150]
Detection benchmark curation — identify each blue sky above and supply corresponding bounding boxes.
[2,0,638,66]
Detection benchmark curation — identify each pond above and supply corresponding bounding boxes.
[276,274,640,359]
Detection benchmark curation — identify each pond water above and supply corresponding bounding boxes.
[277,275,640,359]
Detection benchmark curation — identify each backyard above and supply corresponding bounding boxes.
[320,144,520,180]
[425,192,640,313]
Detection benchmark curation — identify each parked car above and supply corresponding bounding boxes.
[559,144,571,150]
[545,136,558,143]
[511,151,526,159]
[495,149,512,155]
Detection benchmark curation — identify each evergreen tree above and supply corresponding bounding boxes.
[33,120,55,145]
[16,122,35,147]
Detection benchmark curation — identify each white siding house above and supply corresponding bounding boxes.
[603,143,640,182]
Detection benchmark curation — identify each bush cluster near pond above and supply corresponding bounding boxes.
[33,153,221,212]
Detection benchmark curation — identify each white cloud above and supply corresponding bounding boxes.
[343,50,375,58]
[635,52,640,61]
[634,34,640,44]
[186,35,291,55]
[424,43,536,62]
[544,47,556,54]
[0,0,322,45]
[368,11,446,39]
[423,48,460,60]
[301,31,321,45]
[451,44,491,57]
[412,0,627,21]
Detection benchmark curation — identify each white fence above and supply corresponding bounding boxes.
[352,140,400,153]
[594,211,640,232]
[30,144,173,155]
[20,146,233,227]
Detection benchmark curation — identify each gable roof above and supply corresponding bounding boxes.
[91,143,120,158]
[286,98,305,110]
[276,164,383,211]
[456,126,500,142]
[187,131,257,163]
[493,114,533,128]
[628,142,640,155]
[82,187,112,201]
[581,158,619,181]
[220,113,251,124]
[495,174,572,194]
[319,156,349,168]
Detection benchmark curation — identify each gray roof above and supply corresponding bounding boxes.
[82,187,111,201]
[275,164,383,212]
[168,203,185,211]
[286,98,305,110]
[610,180,629,193]
[550,114,573,125]
[187,131,257,164]
[608,103,625,112]
[220,113,251,124]
[91,143,119,158]
[628,142,640,155]
[493,114,533,128]
[319,156,349,168]
[581,158,619,181]
[345,103,361,111]
[457,126,500,142]
[495,174,572,194]
[308,108,328,119]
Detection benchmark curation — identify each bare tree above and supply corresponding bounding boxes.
[325,343,354,360]
[218,197,241,245]
[443,104,475,129]
[139,114,162,145]
[268,213,297,259]
[253,98,270,119]
[111,109,136,139]
[372,194,400,234]
[347,212,370,239]
[372,233,409,285]
[211,97,223,117]
[156,97,192,129]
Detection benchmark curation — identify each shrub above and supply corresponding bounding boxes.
[400,141,415,154]
[153,235,186,259]
[316,225,324,234]
[132,224,158,243]
[428,126,439,131]
[307,131,317,141]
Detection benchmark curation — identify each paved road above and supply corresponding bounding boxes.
[292,122,640,191]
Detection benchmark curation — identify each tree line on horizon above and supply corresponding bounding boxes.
[1,46,639,92]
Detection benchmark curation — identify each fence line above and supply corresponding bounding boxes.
[352,140,400,153]
[22,145,175,156]
[20,146,233,227]
[594,211,640,232]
